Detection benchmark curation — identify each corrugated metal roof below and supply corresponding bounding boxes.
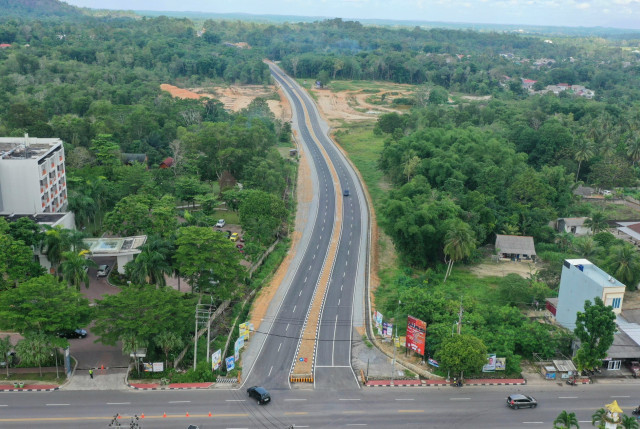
[495,234,536,255]
[553,359,576,372]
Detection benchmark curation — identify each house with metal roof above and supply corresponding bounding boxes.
[494,234,537,261]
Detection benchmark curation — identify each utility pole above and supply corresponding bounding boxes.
[391,300,401,386]
[457,297,463,335]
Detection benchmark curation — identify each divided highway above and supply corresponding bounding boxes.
[242,63,366,391]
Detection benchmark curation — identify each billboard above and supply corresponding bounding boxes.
[482,354,497,372]
[405,315,427,356]
[225,356,235,371]
[212,349,222,371]
[495,357,506,371]
[239,322,250,341]
[382,322,393,338]
[234,337,244,361]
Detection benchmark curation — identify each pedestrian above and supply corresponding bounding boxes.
[89,368,94,379]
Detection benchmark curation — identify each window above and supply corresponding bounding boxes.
[612,297,621,309]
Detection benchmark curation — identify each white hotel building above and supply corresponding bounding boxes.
[0,135,68,214]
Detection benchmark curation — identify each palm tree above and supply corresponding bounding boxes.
[40,226,72,273]
[591,408,607,429]
[584,211,608,234]
[574,138,595,181]
[443,219,476,283]
[154,331,183,370]
[126,247,172,287]
[573,236,599,259]
[15,333,50,377]
[553,410,580,429]
[621,414,640,429]
[627,135,640,166]
[605,243,640,287]
[60,251,96,290]
[67,229,88,253]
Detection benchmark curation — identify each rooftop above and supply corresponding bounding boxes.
[495,234,536,255]
[564,259,625,288]
[0,136,62,161]
[1,213,68,224]
[83,236,147,255]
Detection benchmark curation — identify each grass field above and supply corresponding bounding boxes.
[326,80,415,93]
[333,122,388,209]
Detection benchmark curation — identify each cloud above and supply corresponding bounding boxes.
[576,2,591,9]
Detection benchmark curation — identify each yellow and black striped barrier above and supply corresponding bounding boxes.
[290,375,314,383]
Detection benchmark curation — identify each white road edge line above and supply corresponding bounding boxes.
[169,400,191,403]
[107,402,131,405]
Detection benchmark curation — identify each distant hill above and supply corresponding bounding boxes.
[135,10,640,38]
[0,0,82,18]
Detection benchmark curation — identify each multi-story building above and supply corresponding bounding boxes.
[554,258,625,331]
[0,135,67,214]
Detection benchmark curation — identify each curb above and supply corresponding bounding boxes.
[365,379,527,388]
[0,386,60,392]
[127,383,214,391]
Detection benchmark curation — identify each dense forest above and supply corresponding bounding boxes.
[2,0,640,378]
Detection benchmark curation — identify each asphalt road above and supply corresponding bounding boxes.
[257,64,366,391]
[2,384,639,428]
[242,66,337,390]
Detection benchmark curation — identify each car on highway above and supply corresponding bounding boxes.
[506,394,537,409]
[247,386,271,404]
[343,189,350,196]
[96,264,110,278]
[215,219,226,228]
[230,232,239,242]
[58,328,88,339]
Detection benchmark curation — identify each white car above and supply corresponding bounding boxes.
[216,219,226,228]
[97,264,110,278]
[602,190,612,196]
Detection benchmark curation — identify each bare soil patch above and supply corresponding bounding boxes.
[468,260,538,279]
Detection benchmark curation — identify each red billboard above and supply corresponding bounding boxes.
[405,315,427,356]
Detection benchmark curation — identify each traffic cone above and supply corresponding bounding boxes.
[162,412,166,418]
[101,364,104,370]
[140,413,144,419]
[208,411,212,417]
[117,415,122,419]
[186,411,190,417]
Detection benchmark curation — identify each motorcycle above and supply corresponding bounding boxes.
[632,407,640,416]
[566,377,576,386]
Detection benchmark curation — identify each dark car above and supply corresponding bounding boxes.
[506,394,537,409]
[58,328,88,339]
[343,189,350,196]
[247,386,271,404]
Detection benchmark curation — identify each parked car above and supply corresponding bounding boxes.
[628,361,640,378]
[57,328,88,339]
[247,386,271,404]
[230,232,239,242]
[96,264,110,278]
[215,219,226,228]
[506,394,537,409]
[602,190,612,196]
[236,243,245,253]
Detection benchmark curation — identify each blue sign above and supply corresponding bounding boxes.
[427,358,439,368]
[225,356,235,371]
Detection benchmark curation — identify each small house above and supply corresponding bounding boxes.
[159,157,174,169]
[495,234,537,261]
[557,217,591,235]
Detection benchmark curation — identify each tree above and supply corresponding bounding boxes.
[90,134,121,168]
[0,233,43,288]
[125,246,172,287]
[604,243,640,288]
[40,226,73,273]
[574,297,616,372]
[0,275,92,336]
[238,190,287,246]
[621,415,640,429]
[7,217,44,248]
[434,333,487,381]
[154,331,183,370]
[442,219,476,282]
[428,86,449,104]
[553,410,579,429]
[584,211,608,235]
[0,335,12,377]
[591,408,607,429]
[175,226,244,298]
[59,251,95,290]
[574,138,595,181]
[15,332,52,377]
[92,285,193,354]
[627,136,640,166]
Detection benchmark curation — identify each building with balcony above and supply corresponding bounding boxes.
[0,135,67,214]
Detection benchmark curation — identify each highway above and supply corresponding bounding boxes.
[2,384,639,428]
[242,63,365,391]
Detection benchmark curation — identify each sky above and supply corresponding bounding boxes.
[63,0,640,30]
